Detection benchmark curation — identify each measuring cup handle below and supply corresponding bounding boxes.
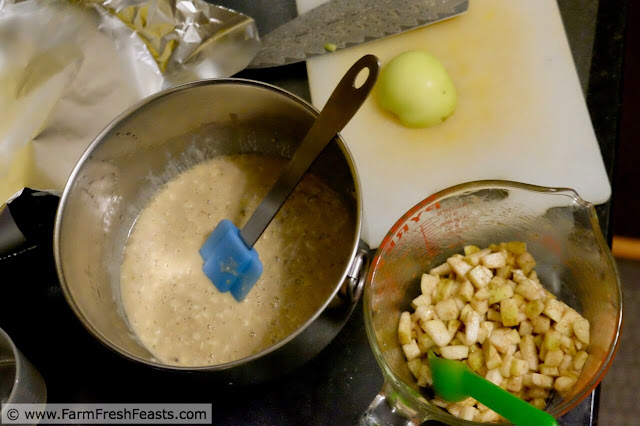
[359,383,422,426]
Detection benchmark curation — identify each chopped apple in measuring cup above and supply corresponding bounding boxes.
[396,242,592,422]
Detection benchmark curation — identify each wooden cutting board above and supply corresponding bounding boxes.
[295,0,611,248]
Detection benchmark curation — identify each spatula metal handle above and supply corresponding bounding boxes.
[239,54,380,247]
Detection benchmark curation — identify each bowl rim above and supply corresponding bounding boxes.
[53,77,364,372]
[363,179,624,422]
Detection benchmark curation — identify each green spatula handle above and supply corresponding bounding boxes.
[461,369,558,426]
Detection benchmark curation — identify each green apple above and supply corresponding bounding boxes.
[376,50,457,128]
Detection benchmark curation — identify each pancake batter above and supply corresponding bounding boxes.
[120,154,354,366]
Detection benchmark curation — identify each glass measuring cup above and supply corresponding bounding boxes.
[0,327,47,423]
[362,181,623,424]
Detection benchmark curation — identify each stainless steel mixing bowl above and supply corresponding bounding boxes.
[53,79,368,383]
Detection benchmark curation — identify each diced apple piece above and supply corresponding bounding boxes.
[530,399,546,410]
[474,409,501,423]
[500,354,514,378]
[464,310,481,345]
[543,299,565,322]
[415,305,436,323]
[512,293,526,306]
[411,294,432,310]
[505,252,517,268]
[517,310,528,322]
[468,265,493,289]
[456,331,469,346]
[417,376,428,387]
[544,349,564,367]
[480,320,496,335]
[485,369,503,386]
[523,373,533,387]
[448,320,462,338]
[490,276,507,287]
[441,345,470,360]
[539,345,547,363]
[520,335,539,371]
[429,262,451,276]
[403,340,421,360]
[453,297,466,310]
[421,273,439,296]
[559,354,573,374]
[488,284,514,305]
[507,375,524,392]
[435,299,460,321]
[507,329,521,344]
[419,364,433,386]
[407,358,423,379]
[489,328,511,353]
[432,398,448,408]
[423,320,452,347]
[554,376,577,395]
[447,403,463,418]
[398,312,412,345]
[573,318,590,345]
[483,340,503,370]
[459,397,478,407]
[560,335,576,355]
[481,252,507,269]
[516,252,536,274]
[460,406,478,421]
[543,329,562,351]
[533,334,543,349]
[464,248,492,266]
[417,332,436,353]
[464,245,481,255]
[515,279,541,301]
[477,325,489,345]
[519,320,533,336]
[496,265,513,278]
[468,349,485,373]
[561,307,583,324]
[474,287,490,300]
[448,256,473,278]
[500,298,520,327]
[511,269,527,283]
[470,297,489,314]
[487,308,502,322]
[506,241,527,255]
[528,386,551,399]
[458,280,475,302]
[511,358,529,376]
[531,373,554,389]
[573,351,588,371]
[554,319,573,336]
[540,365,560,376]
[432,278,458,304]
[533,316,551,334]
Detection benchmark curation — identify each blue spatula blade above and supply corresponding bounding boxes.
[200,219,263,301]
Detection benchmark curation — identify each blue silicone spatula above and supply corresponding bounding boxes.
[200,54,380,301]
[428,351,558,426]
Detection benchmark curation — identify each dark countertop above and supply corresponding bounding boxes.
[0,0,627,425]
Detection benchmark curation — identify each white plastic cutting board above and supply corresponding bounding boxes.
[296,0,611,248]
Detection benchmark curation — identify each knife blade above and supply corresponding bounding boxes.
[248,0,469,69]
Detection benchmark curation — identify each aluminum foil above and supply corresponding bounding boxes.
[0,0,260,205]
